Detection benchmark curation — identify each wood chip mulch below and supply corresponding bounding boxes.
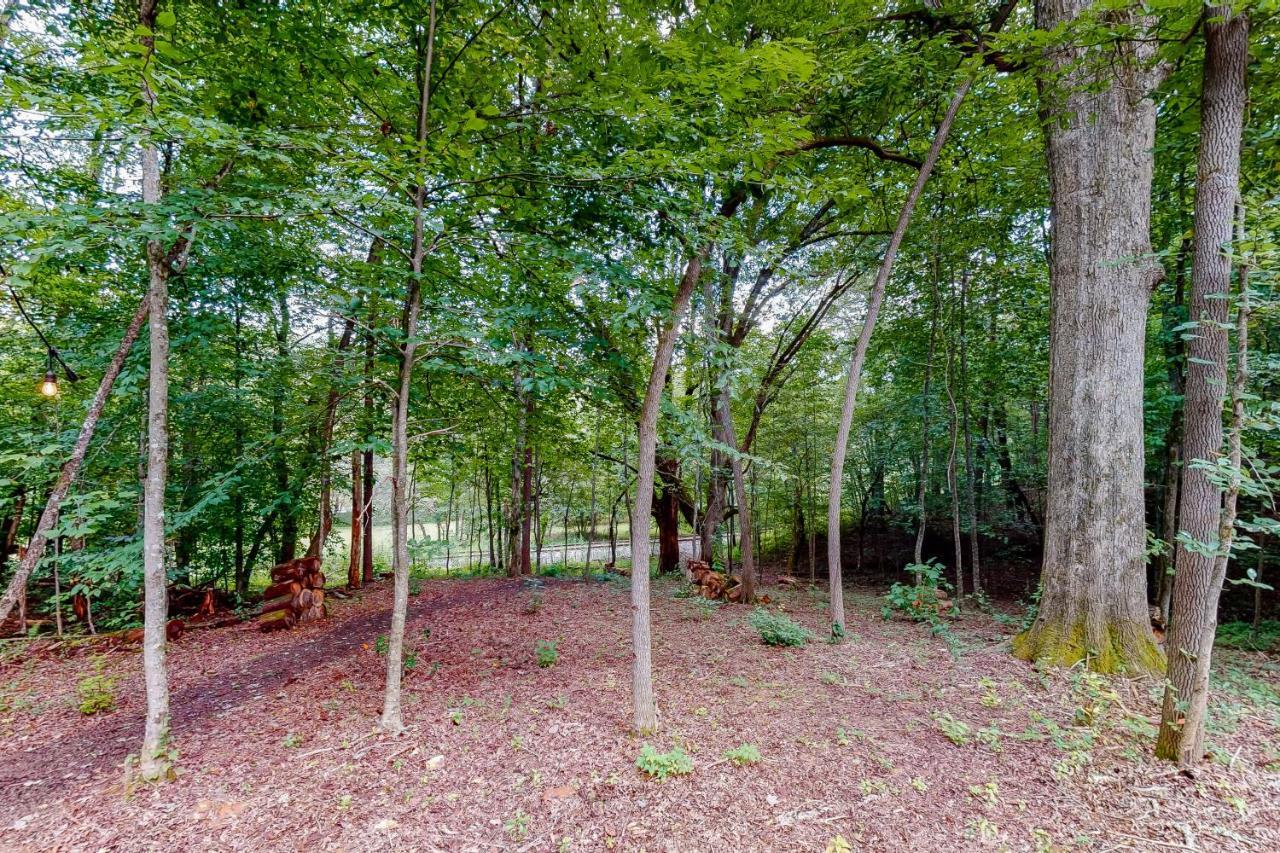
[1,574,1276,852]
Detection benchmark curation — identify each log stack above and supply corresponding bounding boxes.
[684,559,771,604]
[686,559,743,602]
[259,555,327,632]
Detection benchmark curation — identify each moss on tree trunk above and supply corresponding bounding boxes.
[1013,617,1164,675]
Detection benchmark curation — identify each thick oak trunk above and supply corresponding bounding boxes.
[1014,0,1165,675]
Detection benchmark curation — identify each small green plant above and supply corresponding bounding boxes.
[820,671,843,686]
[282,732,303,748]
[404,650,418,670]
[408,578,422,596]
[748,608,813,647]
[504,809,530,840]
[968,780,999,806]
[933,712,971,745]
[858,777,889,796]
[374,634,389,655]
[909,776,928,792]
[977,725,1004,752]
[635,744,694,779]
[535,639,559,668]
[964,816,999,842]
[75,657,117,715]
[728,675,750,688]
[722,743,761,766]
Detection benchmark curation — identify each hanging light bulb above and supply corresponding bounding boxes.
[39,349,59,397]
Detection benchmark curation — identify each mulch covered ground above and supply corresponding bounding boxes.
[1,573,1277,852]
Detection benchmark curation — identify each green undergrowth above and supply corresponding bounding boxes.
[1216,620,1280,653]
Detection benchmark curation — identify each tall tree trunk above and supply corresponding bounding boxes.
[1156,235,1189,624]
[0,300,148,624]
[348,449,363,589]
[827,76,973,637]
[232,302,247,597]
[273,293,296,564]
[381,0,435,734]
[1156,8,1249,762]
[945,336,964,599]
[585,418,600,570]
[306,300,361,559]
[361,309,376,584]
[716,387,754,601]
[913,281,939,566]
[1014,0,1166,674]
[519,440,533,576]
[654,454,683,573]
[959,273,981,592]
[484,462,495,568]
[137,0,171,782]
[631,188,744,732]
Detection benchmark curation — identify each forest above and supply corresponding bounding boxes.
[0,0,1278,849]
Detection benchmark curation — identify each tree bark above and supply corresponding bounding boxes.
[137,0,172,782]
[827,76,973,637]
[1156,8,1249,762]
[381,0,435,735]
[1013,0,1166,675]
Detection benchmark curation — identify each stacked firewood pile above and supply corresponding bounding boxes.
[685,559,745,602]
[259,555,327,632]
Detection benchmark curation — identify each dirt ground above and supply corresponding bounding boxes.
[1,573,1277,852]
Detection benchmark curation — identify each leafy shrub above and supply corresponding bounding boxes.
[722,743,761,766]
[374,634,389,655]
[535,639,559,668]
[882,560,954,623]
[748,608,813,647]
[76,658,117,715]
[636,744,693,779]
